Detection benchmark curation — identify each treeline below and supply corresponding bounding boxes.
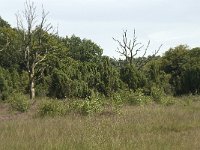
[0,15,200,102]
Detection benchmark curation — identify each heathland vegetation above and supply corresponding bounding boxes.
[0,1,200,149]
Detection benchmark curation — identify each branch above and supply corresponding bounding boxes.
[141,40,150,58]
[137,43,162,70]
[0,38,10,51]
[132,44,144,57]
[35,55,47,67]
[113,37,128,59]
[153,44,163,57]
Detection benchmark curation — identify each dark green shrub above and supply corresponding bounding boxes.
[0,67,11,101]
[9,92,30,112]
[120,65,146,91]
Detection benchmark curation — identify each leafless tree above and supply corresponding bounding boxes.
[16,1,54,100]
[113,29,162,69]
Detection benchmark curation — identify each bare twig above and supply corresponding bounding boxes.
[113,29,151,66]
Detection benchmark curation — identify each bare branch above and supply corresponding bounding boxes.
[136,43,162,70]
[35,55,47,67]
[153,44,163,57]
[141,40,150,58]
[133,44,144,57]
[113,29,151,65]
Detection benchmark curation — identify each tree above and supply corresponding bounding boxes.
[120,65,146,91]
[16,1,56,100]
[65,35,103,62]
[181,47,200,94]
[161,45,189,94]
[113,30,162,69]
[0,27,22,69]
[0,16,10,28]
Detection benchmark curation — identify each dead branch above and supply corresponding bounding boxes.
[113,29,151,66]
[136,44,163,70]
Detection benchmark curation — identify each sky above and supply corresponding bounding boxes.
[1,0,200,58]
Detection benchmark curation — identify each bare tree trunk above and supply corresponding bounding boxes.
[29,67,35,100]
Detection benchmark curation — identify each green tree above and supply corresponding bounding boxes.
[0,27,22,69]
[96,56,122,96]
[181,47,200,94]
[161,45,189,94]
[65,35,103,62]
[120,64,146,91]
[0,16,10,28]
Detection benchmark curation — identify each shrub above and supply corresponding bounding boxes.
[150,86,165,103]
[69,97,103,115]
[162,97,176,106]
[9,92,30,112]
[38,100,67,117]
[111,93,123,114]
[127,89,151,105]
[0,68,11,101]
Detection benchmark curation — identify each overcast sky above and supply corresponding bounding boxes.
[1,0,200,58]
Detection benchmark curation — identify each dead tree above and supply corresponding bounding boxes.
[113,29,162,69]
[16,1,54,100]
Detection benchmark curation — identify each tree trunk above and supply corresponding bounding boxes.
[30,77,35,100]
[29,67,35,100]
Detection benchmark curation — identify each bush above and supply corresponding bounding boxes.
[127,89,151,105]
[150,86,165,103]
[69,97,103,115]
[0,68,11,101]
[111,93,123,114]
[9,92,30,112]
[38,100,67,117]
[161,96,176,106]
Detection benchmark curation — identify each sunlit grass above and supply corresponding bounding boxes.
[0,96,200,150]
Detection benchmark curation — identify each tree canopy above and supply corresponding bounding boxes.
[0,5,200,101]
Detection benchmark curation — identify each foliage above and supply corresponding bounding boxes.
[120,65,146,91]
[69,97,103,115]
[111,93,124,114]
[150,86,165,103]
[0,27,22,69]
[161,45,189,94]
[38,100,67,117]
[0,67,12,101]
[0,16,10,27]
[0,8,200,101]
[96,56,122,96]
[65,35,103,62]
[9,92,30,112]
[127,89,151,105]
[161,45,200,95]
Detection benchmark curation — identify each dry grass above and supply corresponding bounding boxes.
[0,96,200,150]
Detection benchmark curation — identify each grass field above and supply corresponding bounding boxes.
[0,96,200,150]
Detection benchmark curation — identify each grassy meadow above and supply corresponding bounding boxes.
[0,96,200,150]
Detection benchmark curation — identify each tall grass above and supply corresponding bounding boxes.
[0,96,200,150]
